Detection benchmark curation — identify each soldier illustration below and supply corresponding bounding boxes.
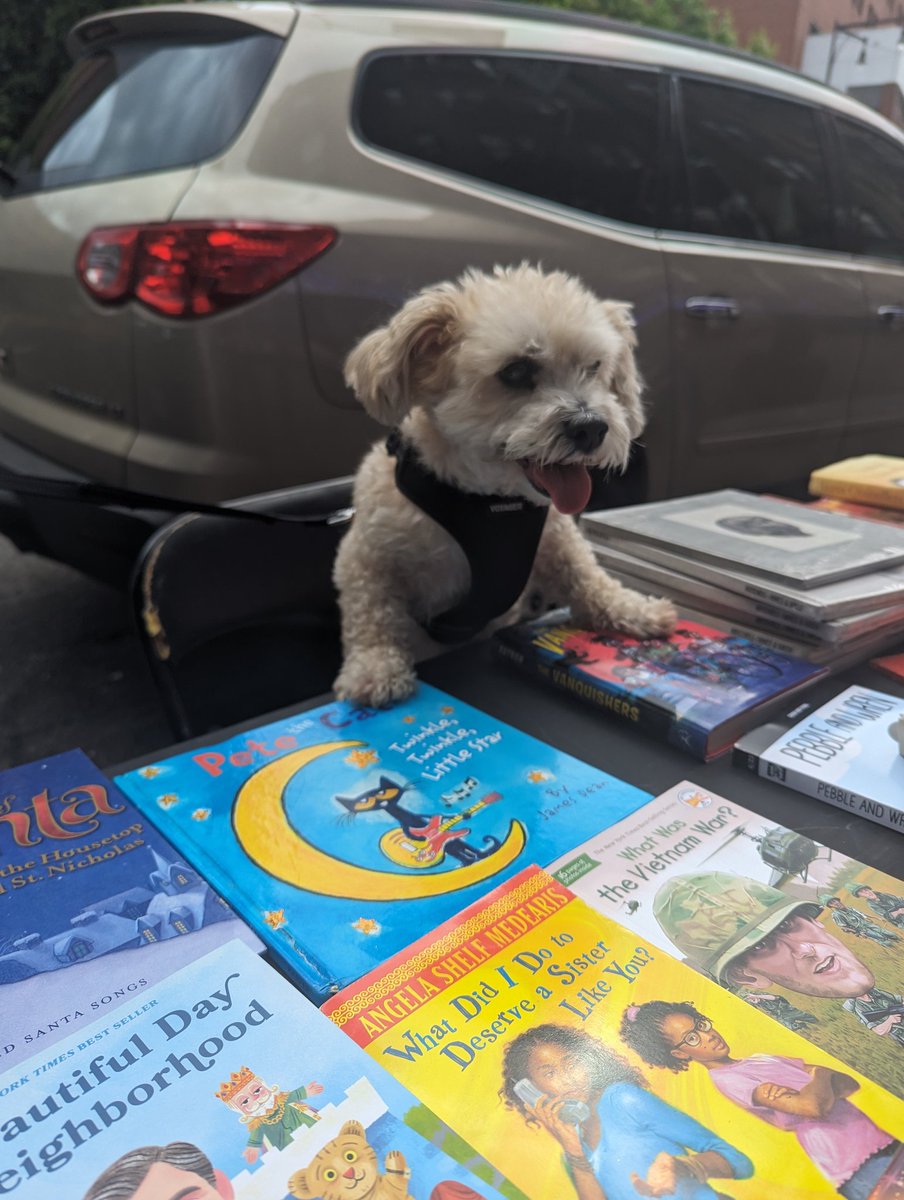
[850,885,904,930]
[653,871,876,1000]
[843,987,904,1048]
[823,896,900,947]
[737,989,819,1033]
[215,1066,324,1164]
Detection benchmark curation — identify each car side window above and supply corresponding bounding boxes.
[676,77,835,251]
[356,52,662,228]
[835,116,904,262]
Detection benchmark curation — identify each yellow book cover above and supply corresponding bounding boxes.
[325,866,904,1200]
[810,456,904,512]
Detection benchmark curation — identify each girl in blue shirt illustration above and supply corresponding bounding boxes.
[499,1023,753,1200]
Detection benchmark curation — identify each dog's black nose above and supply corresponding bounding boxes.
[563,413,608,453]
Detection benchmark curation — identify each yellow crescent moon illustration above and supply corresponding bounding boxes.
[233,740,526,901]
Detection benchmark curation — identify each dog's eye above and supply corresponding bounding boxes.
[585,360,601,376]
[497,357,538,390]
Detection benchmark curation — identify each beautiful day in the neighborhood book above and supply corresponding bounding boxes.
[733,685,904,834]
[115,683,651,1003]
[548,780,904,1100]
[0,748,260,1072]
[582,488,904,587]
[0,939,513,1200]
[325,866,904,1200]
[494,610,824,761]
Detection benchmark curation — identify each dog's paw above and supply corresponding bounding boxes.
[333,649,417,708]
[607,592,677,639]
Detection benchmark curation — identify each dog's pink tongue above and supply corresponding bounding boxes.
[524,463,593,515]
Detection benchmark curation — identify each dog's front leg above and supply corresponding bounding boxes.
[534,511,676,639]
[333,558,421,708]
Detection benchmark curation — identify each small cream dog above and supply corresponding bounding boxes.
[333,264,676,707]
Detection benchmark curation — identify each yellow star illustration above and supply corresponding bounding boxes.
[352,917,381,936]
[402,715,416,724]
[527,769,552,783]
[139,766,163,779]
[191,808,211,821]
[157,794,179,809]
[345,748,379,768]
[441,706,454,714]
[263,910,287,930]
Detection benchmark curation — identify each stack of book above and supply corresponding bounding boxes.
[581,488,904,672]
[809,454,904,523]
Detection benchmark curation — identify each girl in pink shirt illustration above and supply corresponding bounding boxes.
[619,1000,899,1200]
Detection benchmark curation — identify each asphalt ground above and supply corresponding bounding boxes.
[0,536,172,770]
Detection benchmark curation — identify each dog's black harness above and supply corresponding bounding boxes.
[386,429,549,644]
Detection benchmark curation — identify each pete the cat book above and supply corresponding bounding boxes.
[0,749,260,1072]
[115,684,651,1003]
[549,780,904,1100]
[494,611,824,760]
[325,867,904,1200]
[0,939,513,1200]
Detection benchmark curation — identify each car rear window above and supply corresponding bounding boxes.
[356,52,662,228]
[10,28,282,193]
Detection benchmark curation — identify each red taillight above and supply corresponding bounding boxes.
[76,222,337,317]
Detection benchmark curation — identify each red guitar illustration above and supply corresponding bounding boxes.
[379,792,503,869]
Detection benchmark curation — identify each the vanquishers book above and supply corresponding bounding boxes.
[548,781,904,1101]
[0,749,260,1072]
[326,867,904,1200]
[0,939,513,1200]
[115,684,651,1002]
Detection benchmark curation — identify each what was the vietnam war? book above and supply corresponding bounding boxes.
[548,780,904,1100]
[0,938,514,1200]
[493,610,824,761]
[0,749,261,1073]
[324,866,904,1200]
[115,683,652,1004]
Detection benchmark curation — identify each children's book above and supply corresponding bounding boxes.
[872,651,904,684]
[810,454,904,512]
[582,488,904,587]
[807,497,904,527]
[733,685,904,833]
[0,749,260,1072]
[548,780,904,1099]
[494,610,825,761]
[0,938,514,1200]
[325,866,904,1200]
[115,683,652,1003]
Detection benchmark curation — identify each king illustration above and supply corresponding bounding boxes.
[215,1066,324,1164]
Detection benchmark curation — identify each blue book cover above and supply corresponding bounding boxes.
[115,684,651,1002]
[0,749,261,1072]
[0,939,514,1200]
[495,612,826,760]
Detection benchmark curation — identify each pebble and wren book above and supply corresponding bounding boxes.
[325,866,904,1200]
[549,780,904,1100]
[0,749,260,1072]
[115,684,651,1003]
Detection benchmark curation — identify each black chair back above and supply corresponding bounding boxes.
[132,477,354,739]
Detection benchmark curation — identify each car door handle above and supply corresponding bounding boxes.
[877,304,904,324]
[684,296,740,320]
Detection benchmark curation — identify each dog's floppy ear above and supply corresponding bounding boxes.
[600,300,645,439]
[343,284,460,426]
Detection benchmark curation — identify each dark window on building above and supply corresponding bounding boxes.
[676,78,834,250]
[357,53,662,228]
[836,116,904,261]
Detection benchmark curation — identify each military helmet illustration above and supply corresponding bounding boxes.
[653,870,821,983]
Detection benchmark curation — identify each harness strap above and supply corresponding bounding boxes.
[387,430,549,643]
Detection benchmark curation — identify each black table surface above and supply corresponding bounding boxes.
[115,639,904,877]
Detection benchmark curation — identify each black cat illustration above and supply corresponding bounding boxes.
[335,776,500,865]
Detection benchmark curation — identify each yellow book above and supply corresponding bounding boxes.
[326,865,904,1200]
[810,455,904,512]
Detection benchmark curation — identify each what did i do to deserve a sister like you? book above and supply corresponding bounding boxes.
[116,684,652,1003]
[0,749,261,1072]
